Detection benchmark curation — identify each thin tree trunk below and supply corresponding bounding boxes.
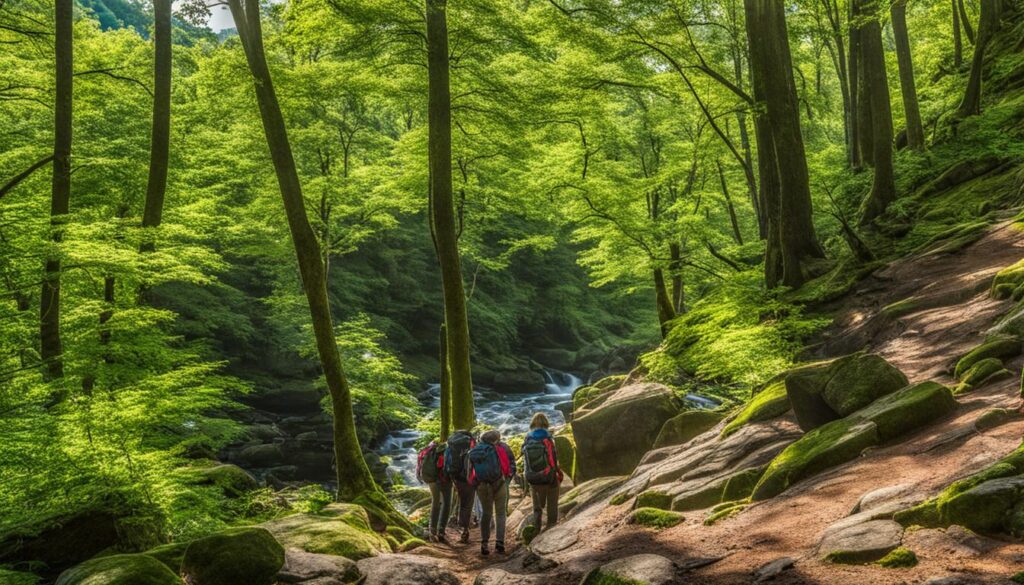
[227,0,377,501]
[891,0,925,150]
[957,0,1002,117]
[41,0,73,384]
[858,0,898,224]
[717,160,744,245]
[669,242,684,314]
[426,0,474,431]
[958,0,976,44]
[438,323,451,441]
[731,43,764,239]
[745,0,825,289]
[653,267,676,339]
[953,0,964,68]
[140,0,172,253]
[848,5,863,169]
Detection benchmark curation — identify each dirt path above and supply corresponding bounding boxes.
[414,221,1024,584]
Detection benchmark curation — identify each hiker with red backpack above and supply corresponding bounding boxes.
[468,429,516,556]
[444,428,478,543]
[416,439,451,543]
[522,413,563,531]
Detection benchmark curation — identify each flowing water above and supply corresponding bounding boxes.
[376,369,583,486]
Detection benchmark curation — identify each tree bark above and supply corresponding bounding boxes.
[717,159,744,245]
[957,0,1002,117]
[958,0,976,44]
[745,0,825,289]
[669,242,684,314]
[140,0,172,253]
[953,0,964,68]
[848,6,863,169]
[858,0,898,224]
[426,0,474,431]
[227,0,377,501]
[653,267,676,339]
[438,323,451,441]
[41,0,73,384]
[891,0,925,150]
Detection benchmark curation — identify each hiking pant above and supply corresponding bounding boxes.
[426,479,452,537]
[477,480,508,547]
[454,480,477,532]
[530,482,559,530]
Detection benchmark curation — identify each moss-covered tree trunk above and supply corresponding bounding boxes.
[957,0,1003,117]
[227,0,377,502]
[745,0,824,289]
[653,267,676,339]
[857,0,897,225]
[891,0,925,151]
[438,323,451,441]
[41,0,73,384]
[426,0,474,430]
[140,0,172,253]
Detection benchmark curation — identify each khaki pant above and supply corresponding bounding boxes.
[530,482,559,530]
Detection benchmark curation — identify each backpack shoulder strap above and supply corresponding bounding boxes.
[544,438,557,469]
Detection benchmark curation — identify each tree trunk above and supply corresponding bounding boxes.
[41,0,73,384]
[669,242,684,314]
[731,44,765,239]
[717,160,744,245]
[426,0,474,431]
[891,0,925,150]
[227,0,377,501]
[856,43,876,167]
[848,7,863,169]
[958,0,976,44]
[438,323,451,441]
[953,0,964,68]
[653,267,676,339]
[140,0,172,253]
[858,0,898,224]
[957,0,1002,117]
[745,0,825,289]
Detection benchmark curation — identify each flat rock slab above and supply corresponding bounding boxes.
[277,548,360,584]
[903,525,999,558]
[474,569,549,585]
[582,554,678,585]
[818,519,903,564]
[753,556,794,583]
[356,554,459,585]
[853,483,922,513]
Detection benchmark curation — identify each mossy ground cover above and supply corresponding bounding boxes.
[629,507,683,529]
[876,547,918,568]
[954,338,1022,378]
[955,357,1012,394]
[703,500,747,525]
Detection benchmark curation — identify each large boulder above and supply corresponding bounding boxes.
[817,520,904,564]
[237,443,286,468]
[356,554,459,585]
[261,503,391,560]
[720,378,792,437]
[276,548,361,584]
[654,410,725,449]
[580,554,679,585]
[571,383,681,481]
[753,381,956,500]
[181,527,284,585]
[56,554,181,585]
[786,353,908,432]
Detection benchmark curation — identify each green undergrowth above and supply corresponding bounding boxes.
[876,547,918,568]
[629,507,683,529]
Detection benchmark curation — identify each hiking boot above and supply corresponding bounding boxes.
[495,542,505,554]
[437,532,449,545]
[460,530,470,544]
[481,545,490,556]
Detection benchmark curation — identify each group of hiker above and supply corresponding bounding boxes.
[415,412,564,556]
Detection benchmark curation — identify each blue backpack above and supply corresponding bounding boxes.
[468,443,502,485]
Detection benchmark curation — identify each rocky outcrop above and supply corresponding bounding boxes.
[653,410,725,449]
[55,554,181,585]
[181,527,285,585]
[276,548,361,584]
[786,353,908,432]
[261,503,391,560]
[817,520,904,564]
[580,554,679,585]
[356,554,460,585]
[571,383,681,481]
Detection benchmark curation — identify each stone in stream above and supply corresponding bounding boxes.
[580,554,679,585]
[356,554,460,585]
[817,519,904,564]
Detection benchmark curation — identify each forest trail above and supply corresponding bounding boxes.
[415,219,1024,584]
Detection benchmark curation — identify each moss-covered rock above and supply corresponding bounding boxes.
[56,554,181,585]
[635,490,673,510]
[753,382,956,500]
[670,466,765,512]
[572,383,681,481]
[572,375,625,411]
[261,503,390,560]
[142,542,188,573]
[956,357,1012,394]
[552,430,576,481]
[581,554,678,585]
[195,463,259,497]
[992,258,1024,297]
[629,508,683,529]
[181,527,283,585]
[720,379,791,438]
[975,408,1022,432]
[653,410,724,448]
[559,476,629,516]
[782,362,837,432]
[876,547,917,568]
[953,338,1022,379]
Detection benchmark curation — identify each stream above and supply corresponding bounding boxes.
[376,369,583,486]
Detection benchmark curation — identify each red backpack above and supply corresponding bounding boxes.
[416,442,445,483]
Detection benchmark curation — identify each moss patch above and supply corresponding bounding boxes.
[956,357,1012,394]
[635,490,673,511]
[993,258,1024,296]
[629,507,683,529]
[703,501,747,525]
[876,547,918,568]
[654,410,724,448]
[954,338,1022,379]
[142,541,188,573]
[573,375,625,410]
[721,379,791,437]
[55,554,181,585]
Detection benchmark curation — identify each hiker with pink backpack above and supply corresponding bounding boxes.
[416,438,452,543]
[467,429,517,555]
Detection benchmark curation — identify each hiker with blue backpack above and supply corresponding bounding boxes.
[522,413,563,531]
[444,428,478,543]
[468,429,516,556]
[416,439,451,543]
